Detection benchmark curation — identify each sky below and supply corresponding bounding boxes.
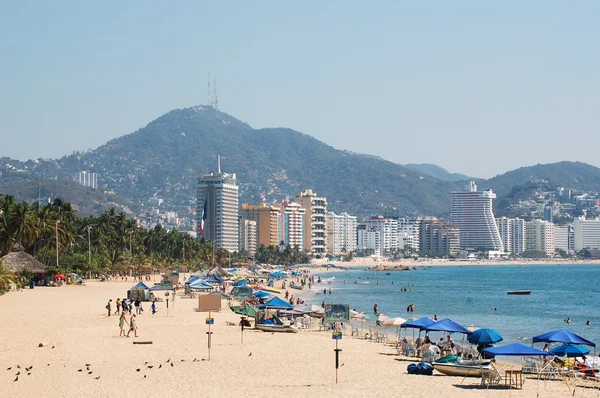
[1,1,599,178]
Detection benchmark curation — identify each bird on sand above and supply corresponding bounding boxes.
[14,376,18,382]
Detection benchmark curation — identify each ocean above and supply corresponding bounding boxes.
[312,264,600,348]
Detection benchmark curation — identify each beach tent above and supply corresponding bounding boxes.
[204,276,222,284]
[232,280,247,287]
[185,276,201,285]
[259,297,293,309]
[532,329,596,347]
[482,343,550,357]
[189,281,213,291]
[467,328,503,345]
[401,317,435,330]
[424,318,473,334]
[206,266,230,278]
[150,284,175,291]
[130,282,150,301]
[253,290,271,299]
[549,344,590,358]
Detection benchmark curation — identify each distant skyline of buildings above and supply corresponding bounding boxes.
[192,160,600,258]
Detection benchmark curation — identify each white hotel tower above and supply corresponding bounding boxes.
[196,155,239,252]
[451,181,504,251]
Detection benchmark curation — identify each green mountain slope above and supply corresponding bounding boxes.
[485,161,600,196]
[2,107,600,219]
[404,163,473,182]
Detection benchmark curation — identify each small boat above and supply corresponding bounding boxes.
[433,355,491,377]
[507,290,531,295]
[289,283,303,290]
[255,324,298,333]
[258,286,282,294]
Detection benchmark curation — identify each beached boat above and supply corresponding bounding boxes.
[258,286,283,294]
[507,290,531,295]
[432,355,491,377]
[255,324,299,333]
[289,283,303,290]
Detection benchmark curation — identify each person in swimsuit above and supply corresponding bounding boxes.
[127,314,138,337]
[119,312,129,336]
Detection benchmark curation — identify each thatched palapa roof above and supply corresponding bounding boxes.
[1,251,48,274]
[206,265,230,278]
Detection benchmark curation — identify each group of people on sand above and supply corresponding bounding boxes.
[106,297,159,338]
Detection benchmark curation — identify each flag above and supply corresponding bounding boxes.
[199,199,207,236]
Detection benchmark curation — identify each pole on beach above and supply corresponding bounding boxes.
[332,325,342,384]
[206,310,214,361]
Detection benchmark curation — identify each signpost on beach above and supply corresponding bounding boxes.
[326,303,349,384]
[199,294,222,361]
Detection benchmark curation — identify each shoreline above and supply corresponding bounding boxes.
[309,258,600,272]
[0,277,594,397]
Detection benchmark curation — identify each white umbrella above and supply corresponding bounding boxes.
[384,317,408,345]
[384,317,407,327]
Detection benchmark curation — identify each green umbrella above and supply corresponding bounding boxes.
[230,305,258,317]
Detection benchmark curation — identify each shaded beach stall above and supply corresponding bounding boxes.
[1,249,48,287]
[129,281,150,301]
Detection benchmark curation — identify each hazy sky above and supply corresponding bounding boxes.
[2,1,599,178]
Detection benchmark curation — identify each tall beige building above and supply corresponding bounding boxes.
[239,219,257,256]
[326,212,357,256]
[279,200,306,250]
[240,203,281,248]
[526,219,555,256]
[295,189,327,255]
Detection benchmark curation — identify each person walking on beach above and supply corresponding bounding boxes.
[151,301,156,315]
[134,299,141,314]
[127,314,138,337]
[115,298,121,315]
[119,311,129,336]
[374,303,378,315]
[106,299,112,316]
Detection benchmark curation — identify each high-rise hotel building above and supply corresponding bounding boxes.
[241,203,282,248]
[451,181,504,251]
[326,212,357,256]
[196,155,239,252]
[295,189,327,255]
[496,217,526,254]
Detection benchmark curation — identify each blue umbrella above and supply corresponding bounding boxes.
[424,318,473,334]
[467,328,503,345]
[532,329,596,347]
[482,343,550,357]
[401,317,435,330]
[549,344,590,358]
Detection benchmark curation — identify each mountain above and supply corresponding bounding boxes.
[0,178,140,216]
[2,106,600,221]
[484,161,600,196]
[403,163,473,182]
[0,106,460,217]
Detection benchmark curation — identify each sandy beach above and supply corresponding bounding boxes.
[0,280,595,398]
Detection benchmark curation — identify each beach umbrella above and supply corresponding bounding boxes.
[467,328,503,345]
[384,317,408,343]
[532,329,596,347]
[482,343,550,357]
[54,274,66,280]
[424,318,473,335]
[301,304,324,314]
[401,317,435,330]
[549,344,590,358]
[384,317,408,327]
[377,313,390,323]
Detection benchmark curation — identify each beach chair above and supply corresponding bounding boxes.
[351,326,359,337]
[481,362,502,387]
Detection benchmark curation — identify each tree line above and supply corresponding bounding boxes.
[0,195,304,282]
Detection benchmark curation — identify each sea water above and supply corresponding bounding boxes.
[312,264,600,348]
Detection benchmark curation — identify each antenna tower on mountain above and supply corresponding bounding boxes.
[207,73,212,107]
[213,76,219,110]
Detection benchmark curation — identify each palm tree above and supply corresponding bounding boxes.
[0,260,15,291]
